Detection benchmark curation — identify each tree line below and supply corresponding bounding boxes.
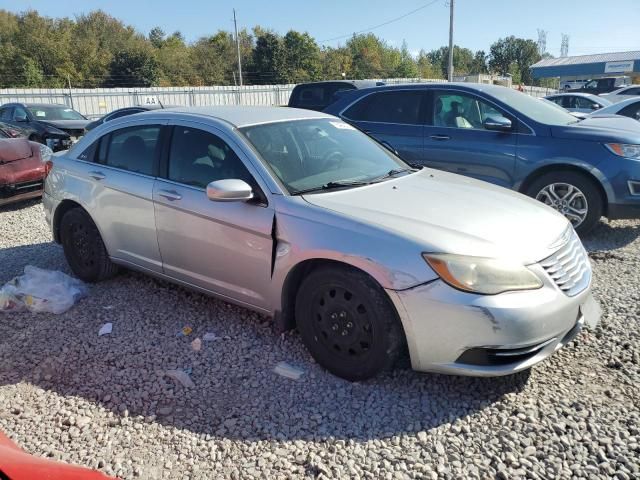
[0,9,548,89]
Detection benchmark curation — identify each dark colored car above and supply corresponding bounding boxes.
[568,76,630,95]
[0,103,89,151]
[324,82,640,234]
[0,430,114,479]
[86,103,174,131]
[0,137,51,206]
[288,80,384,111]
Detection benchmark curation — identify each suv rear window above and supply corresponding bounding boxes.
[289,83,357,111]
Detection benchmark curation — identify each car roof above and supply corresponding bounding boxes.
[138,105,334,128]
[292,80,381,89]
[602,96,640,111]
[549,92,600,99]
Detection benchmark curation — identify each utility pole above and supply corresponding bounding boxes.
[233,9,243,87]
[447,0,455,82]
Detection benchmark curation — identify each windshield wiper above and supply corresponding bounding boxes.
[369,167,415,182]
[292,168,417,195]
[292,180,372,195]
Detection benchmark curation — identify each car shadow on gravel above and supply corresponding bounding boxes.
[0,242,67,283]
[0,198,41,213]
[0,246,533,443]
[582,219,640,253]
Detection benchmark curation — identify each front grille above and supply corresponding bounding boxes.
[540,229,591,296]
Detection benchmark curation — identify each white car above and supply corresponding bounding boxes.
[589,96,640,121]
[544,93,612,114]
[600,85,640,103]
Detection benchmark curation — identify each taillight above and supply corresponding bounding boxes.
[38,144,54,179]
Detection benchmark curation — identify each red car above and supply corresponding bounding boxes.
[0,430,116,479]
[0,136,52,206]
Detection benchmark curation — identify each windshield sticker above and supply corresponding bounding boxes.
[329,121,355,130]
[34,111,46,117]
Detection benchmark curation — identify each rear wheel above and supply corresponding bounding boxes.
[295,266,405,381]
[525,171,603,235]
[60,208,118,282]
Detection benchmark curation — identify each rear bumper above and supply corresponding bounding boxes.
[386,264,598,377]
[0,181,43,206]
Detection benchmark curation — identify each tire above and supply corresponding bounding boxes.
[295,265,405,381]
[525,171,603,235]
[60,208,118,282]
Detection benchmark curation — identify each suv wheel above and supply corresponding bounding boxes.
[60,208,118,282]
[295,265,405,381]
[526,171,602,235]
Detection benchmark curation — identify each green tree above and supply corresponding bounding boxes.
[321,46,352,79]
[107,46,159,87]
[347,34,386,79]
[148,27,165,48]
[252,29,282,84]
[471,50,488,74]
[416,49,441,79]
[428,45,474,77]
[393,41,418,78]
[489,36,541,84]
[279,31,321,83]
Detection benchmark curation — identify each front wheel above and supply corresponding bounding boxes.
[60,208,118,282]
[295,266,405,381]
[525,171,603,235]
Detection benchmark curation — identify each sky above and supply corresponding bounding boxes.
[2,0,639,57]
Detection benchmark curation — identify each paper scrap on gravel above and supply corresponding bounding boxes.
[0,265,87,314]
[98,323,113,336]
[165,369,195,388]
[274,362,304,380]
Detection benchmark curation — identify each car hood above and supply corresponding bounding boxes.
[303,169,570,264]
[0,138,33,163]
[551,115,640,143]
[40,119,89,131]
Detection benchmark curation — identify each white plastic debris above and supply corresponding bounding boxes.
[165,369,195,388]
[203,332,218,341]
[0,266,87,314]
[274,362,304,380]
[98,323,113,336]
[191,338,202,352]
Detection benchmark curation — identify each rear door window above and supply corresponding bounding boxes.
[344,91,424,125]
[100,125,162,176]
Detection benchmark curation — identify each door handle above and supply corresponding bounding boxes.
[158,189,182,201]
[88,170,105,180]
[429,134,451,141]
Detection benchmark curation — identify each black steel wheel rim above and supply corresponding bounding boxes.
[309,284,374,359]
[70,222,96,270]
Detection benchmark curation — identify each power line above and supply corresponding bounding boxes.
[318,0,441,43]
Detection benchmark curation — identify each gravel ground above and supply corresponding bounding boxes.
[0,199,638,479]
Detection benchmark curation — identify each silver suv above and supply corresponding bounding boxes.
[43,107,599,380]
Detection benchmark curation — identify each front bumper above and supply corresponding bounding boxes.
[386,264,598,377]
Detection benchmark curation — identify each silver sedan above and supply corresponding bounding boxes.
[43,107,599,380]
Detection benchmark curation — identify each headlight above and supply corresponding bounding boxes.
[423,253,543,295]
[38,143,53,162]
[605,143,640,159]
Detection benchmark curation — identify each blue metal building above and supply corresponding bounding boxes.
[531,51,640,79]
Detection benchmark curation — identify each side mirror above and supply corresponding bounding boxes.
[590,103,601,110]
[206,179,254,202]
[483,116,512,132]
[15,115,28,122]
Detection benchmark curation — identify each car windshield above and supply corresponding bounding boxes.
[490,88,579,125]
[27,105,86,121]
[240,119,410,194]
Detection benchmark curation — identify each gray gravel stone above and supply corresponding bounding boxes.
[0,202,639,479]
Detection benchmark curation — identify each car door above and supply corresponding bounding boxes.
[422,89,517,188]
[340,90,426,164]
[153,121,274,310]
[73,121,164,272]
